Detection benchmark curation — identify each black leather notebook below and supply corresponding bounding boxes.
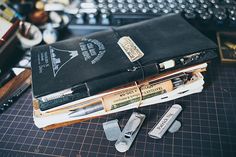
[31,14,217,111]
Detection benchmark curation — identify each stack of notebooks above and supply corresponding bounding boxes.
[31,14,217,130]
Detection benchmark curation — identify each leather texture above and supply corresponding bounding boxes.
[31,14,217,111]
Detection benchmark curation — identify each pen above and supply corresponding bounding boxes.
[69,103,104,118]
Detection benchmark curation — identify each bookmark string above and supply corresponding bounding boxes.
[84,83,91,96]
[134,82,143,108]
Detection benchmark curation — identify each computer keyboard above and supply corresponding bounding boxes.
[67,0,236,34]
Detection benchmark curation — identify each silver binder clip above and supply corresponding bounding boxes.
[103,119,121,141]
[148,104,182,139]
[115,112,145,153]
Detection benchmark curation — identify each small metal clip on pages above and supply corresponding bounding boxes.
[118,36,144,62]
[115,112,145,153]
[148,104,182,139]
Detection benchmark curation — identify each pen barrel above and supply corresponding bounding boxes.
[70,103,103,117]
[84,104,104,115]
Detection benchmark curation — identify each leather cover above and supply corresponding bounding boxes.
[31,14,217,110]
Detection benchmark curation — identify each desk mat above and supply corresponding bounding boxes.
[0,63,236,157]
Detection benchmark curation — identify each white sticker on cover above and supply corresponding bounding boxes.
[117,36,144,62]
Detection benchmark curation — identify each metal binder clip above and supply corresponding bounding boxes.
[148,104,182,139]
[180,52,204,65]
[103,119,121,141]
[115,112,145,153]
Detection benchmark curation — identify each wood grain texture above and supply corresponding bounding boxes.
[0,69,31,102]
